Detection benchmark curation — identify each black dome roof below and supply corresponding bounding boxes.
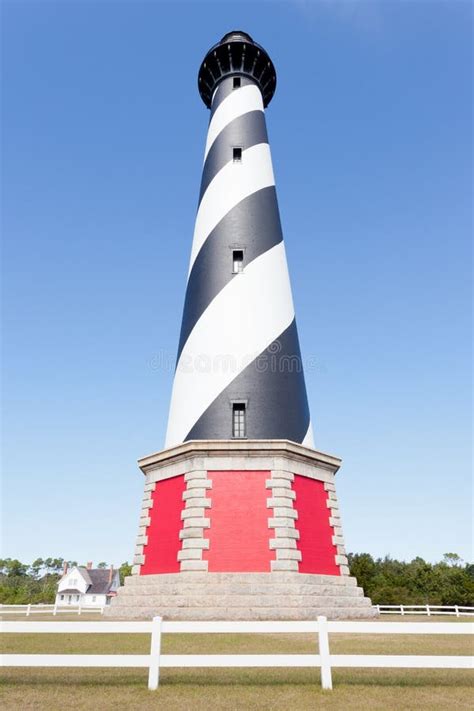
[198,31,276,109]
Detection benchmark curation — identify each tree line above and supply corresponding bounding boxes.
[348,552,473,606]
[0,554,472,606]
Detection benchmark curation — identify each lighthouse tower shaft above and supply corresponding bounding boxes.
[165,51,313,448]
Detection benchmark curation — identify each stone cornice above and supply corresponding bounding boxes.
[137,439,342,476]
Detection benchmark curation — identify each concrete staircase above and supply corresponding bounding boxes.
[106,572,377,620]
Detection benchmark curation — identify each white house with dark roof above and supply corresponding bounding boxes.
[55,562,120,608]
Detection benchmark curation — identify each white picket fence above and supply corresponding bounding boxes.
[0,604,104,616]
[374,605,474,617]
[1,617,473,690]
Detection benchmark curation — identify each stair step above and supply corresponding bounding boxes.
[111,594,371,608]
[117,585,364,597]
[124,573,358,587]
[106,605,377,620]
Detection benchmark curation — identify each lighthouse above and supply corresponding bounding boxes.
[108,32,375,620]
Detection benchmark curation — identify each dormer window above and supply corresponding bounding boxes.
[233,77,241,89]
[233,147,242,162]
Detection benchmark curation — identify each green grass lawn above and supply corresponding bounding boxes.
[1,615,473,710]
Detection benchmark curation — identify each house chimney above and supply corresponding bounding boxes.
[63,562,68,575]
[108,565,114,583]
[86,561,92,570]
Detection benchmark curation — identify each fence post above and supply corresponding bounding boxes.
[376,604,380,615]
[26,604,31,617]
[53,602,57,616]
[455,605,460,618]
[400,605,405,616]
[426,605,431,617]
[78,602,82,616]
[317,616,332,690]
[148,616,163,690]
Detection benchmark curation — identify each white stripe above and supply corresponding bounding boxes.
[166,242,295,447]
[204,84,263,161]
[189,143,274,276]
[302,421,315,449]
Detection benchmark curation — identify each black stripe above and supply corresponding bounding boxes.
[184,319,311,444]
[199,111,267,204]
[177,186,283,362]
[210,75,258,115]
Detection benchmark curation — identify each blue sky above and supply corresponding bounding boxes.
[2,0,472,567]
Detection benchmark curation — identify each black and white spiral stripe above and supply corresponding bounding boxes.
[165,76,314,448]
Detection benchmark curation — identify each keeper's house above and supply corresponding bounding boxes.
[55,562,120,607]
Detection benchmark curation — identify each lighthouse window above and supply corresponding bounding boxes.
[233,77,241,89]
[232,249,244,273]
[233,147,242,162]
[232,403,246,438]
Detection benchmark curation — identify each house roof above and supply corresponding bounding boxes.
[59,589,82,594]
[83,568,118,595]
[60,567,120,595]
